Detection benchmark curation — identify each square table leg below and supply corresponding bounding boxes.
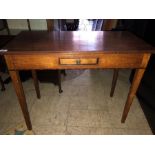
[121,68,145,123]
[9,70,32,130]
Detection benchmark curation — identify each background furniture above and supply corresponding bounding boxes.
[0,19,10,35]
[0,20,12,91]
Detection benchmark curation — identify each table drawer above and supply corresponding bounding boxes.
[59,58,98,65]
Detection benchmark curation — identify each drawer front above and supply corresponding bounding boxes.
[59,58,98,65]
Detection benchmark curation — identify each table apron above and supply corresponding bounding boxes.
[4,53,150,70]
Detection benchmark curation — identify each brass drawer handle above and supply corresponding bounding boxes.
[76,59,81,65]
[59,58,98,65]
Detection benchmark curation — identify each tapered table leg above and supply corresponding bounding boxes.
[0,75,5,91]
[110,69,119,97]
[58,70,63,93]
[9,70,32,130]
[32,70,41,99]
[121,69,145,123]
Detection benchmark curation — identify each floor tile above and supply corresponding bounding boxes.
[50,110,68,126]
[69,95,89,110]
[0,101,24,124]
[88,96,109,111]
[67,109,112,128]
[33,124,66,135]
[67,110,90,127]
[122,129,152,135]
[30,96,52,125]
[51,94,70,112]
[66,126,90,135]
[90,127,114,135]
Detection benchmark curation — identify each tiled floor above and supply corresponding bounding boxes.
[0,69,152,134]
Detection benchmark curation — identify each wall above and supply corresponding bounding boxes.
[7,19,47,30]
[0,19,48,35]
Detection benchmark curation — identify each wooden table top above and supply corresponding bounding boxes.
[3,31,155,54]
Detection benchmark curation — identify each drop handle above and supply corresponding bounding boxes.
[76,59,81,65]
